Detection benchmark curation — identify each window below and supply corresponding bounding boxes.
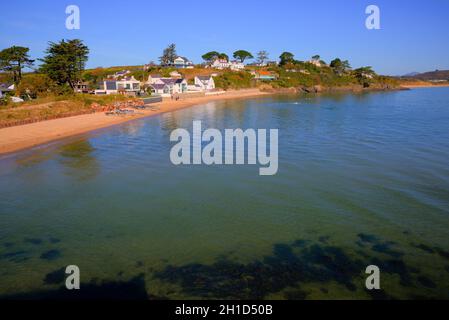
[106,81,117,90]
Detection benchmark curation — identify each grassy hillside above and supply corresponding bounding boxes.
[409,70,449,81]
[260,62,400,91]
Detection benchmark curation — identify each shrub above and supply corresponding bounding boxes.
[16,74,54,99]
[214,71,254,90]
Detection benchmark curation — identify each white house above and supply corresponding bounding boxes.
[210,59,245,71]
[149,83,171,95]
[95,76,141,95]
[119,76,141,92]
[173,56,194,69]
[211,58,230,70]
[149,78,188,96]
[229,60,245,71]
[308,58,326,68]
[74,81,90,93]
[165,78,188,94]
[147,74,163,85]
[194,76,215,91]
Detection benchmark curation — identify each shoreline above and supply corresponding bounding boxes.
[1,84,447,156]
[400,84,449,88]
[0,89,271,156]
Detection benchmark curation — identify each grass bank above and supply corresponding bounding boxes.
[0,94,132,127]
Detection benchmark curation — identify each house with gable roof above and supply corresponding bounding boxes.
[194,76,215,91]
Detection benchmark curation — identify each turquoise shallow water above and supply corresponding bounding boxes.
[0,88,448,299]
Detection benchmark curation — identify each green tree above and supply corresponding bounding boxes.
[159,43,177,66]
[330,58,343,74]
[352,66,376,87]
[330,58,351,75]
[218,53,229,61]
[257,50,269,65]
[330,58,342,67]
[342,60,351,70]
[233,50,254,63]
[279,52,295,66]
[202,51,220,63]
[0,46,35,83]
[312,54,320,61]
[39,39,89,90]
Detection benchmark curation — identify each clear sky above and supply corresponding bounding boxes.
[1,0,448,75]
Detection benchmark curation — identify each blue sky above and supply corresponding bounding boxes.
[1,0,448,75]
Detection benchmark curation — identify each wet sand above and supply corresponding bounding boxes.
[0,89,270,155]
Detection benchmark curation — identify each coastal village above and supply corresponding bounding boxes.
[0,41,446,132]
[0,43,383,104]
[75,53,280,98]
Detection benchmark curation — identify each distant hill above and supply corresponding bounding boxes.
[402,72,420,77]
[405,70,449,81]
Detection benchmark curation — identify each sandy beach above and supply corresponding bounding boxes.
[0,89,270,155]
[400,83,449,88]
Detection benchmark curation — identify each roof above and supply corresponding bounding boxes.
[160,78,177,85]
[0,86,12,92]
[174,56,192,63]
[150,84,167,90]
[122,76,138,81]
[150,74,162,78]
[0,83,13,90]
[196,76,212,81]
[258,71,273,76]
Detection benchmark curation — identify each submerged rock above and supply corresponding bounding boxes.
[44,268,66,285]
[24,238,43,245]
[40,250,61,261]
[2,274,154,300]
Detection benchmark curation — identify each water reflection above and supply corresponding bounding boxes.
[57,140,100,180]
[15,150,53,168]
